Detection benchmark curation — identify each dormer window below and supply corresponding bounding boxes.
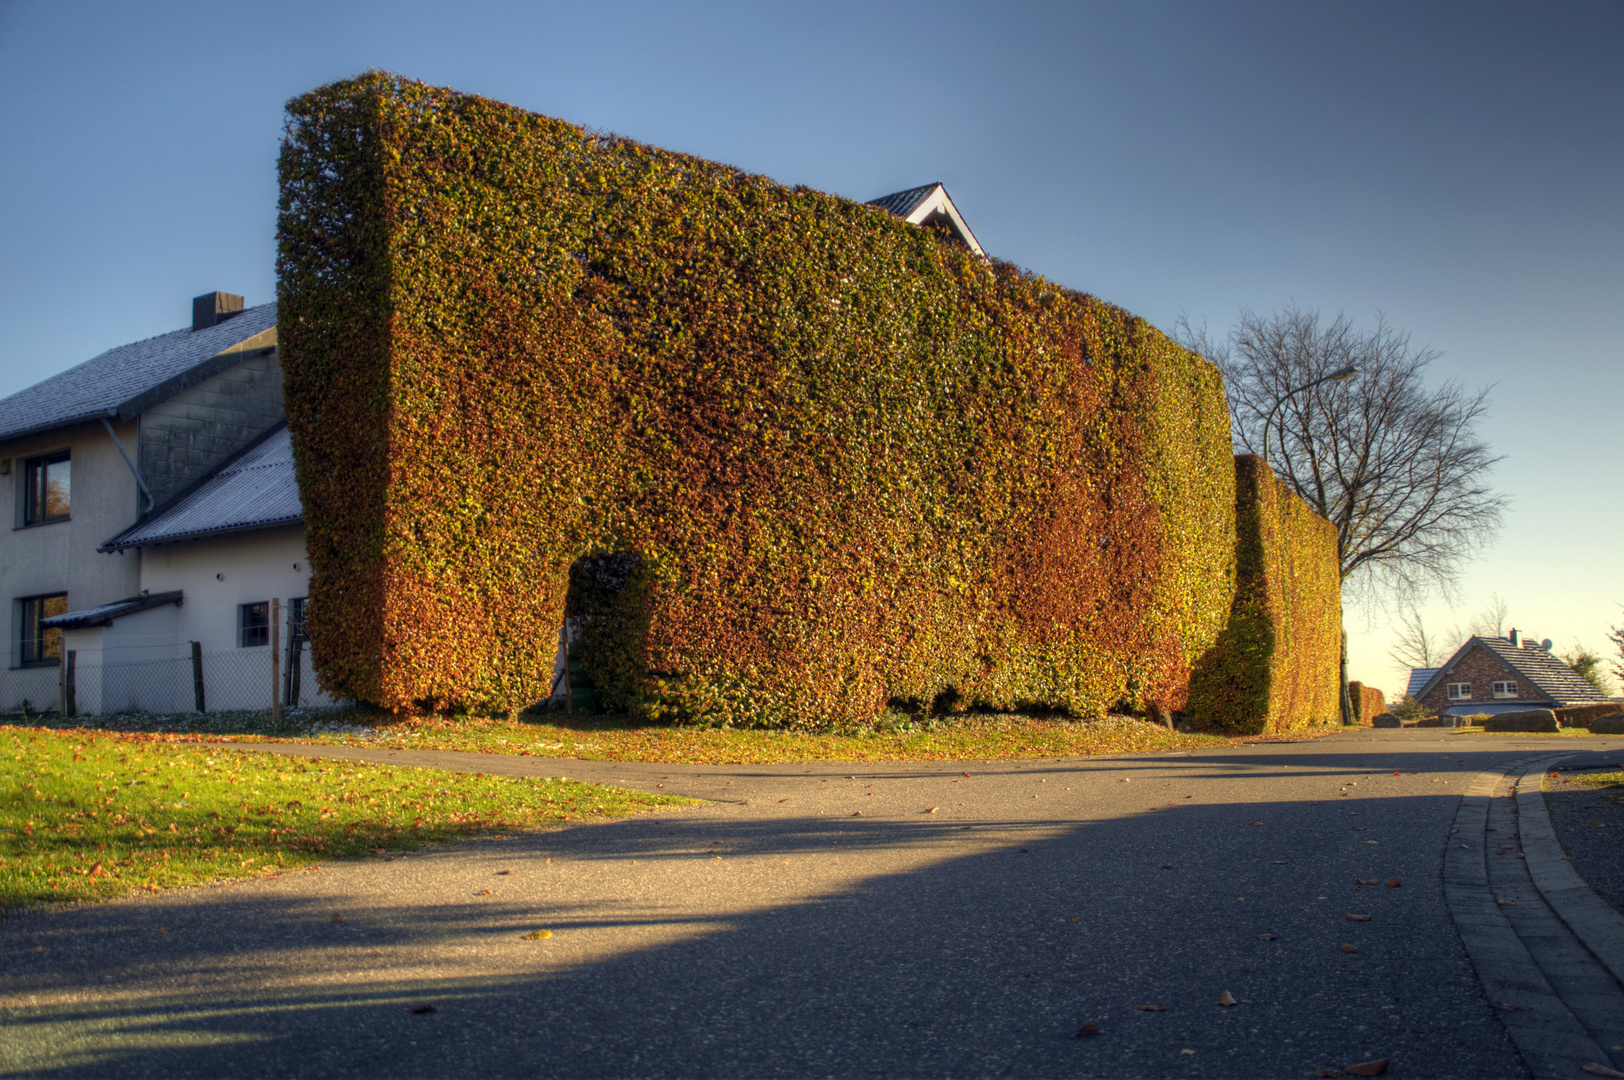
[1447,682,1472,700]
[23,451,70,524]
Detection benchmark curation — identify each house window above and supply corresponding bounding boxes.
[19,593,67,665]
[239,602,269,648]
[23,451,71,524]
[1493,681,1517,699]
[1446,682,1472,701]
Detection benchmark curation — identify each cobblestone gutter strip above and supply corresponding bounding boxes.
[1521,765,1624,990]
[1444,753,1613,1080]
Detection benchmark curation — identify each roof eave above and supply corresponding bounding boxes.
[100,516,304,553]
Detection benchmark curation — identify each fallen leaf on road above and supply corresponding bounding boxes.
[523,929,553,940]
[1345,914,1371,922]
[495,870,513,875]
[330,913,343,924]
[1362,879,1379,885]
[1344,1060,1388,1077]
[777,799,789,803]
[1258,933,1277,940]
[31,946,44,953]
[1490,1000,1523,1012]
[1386,878,1401,887]
[408,1004,435,1015]
[1218,990,1237,1006]
[1076,1024,1099,1036]
[1340,944,1359,953]
[475,889,492,896]
[1275,860,1289,864]
[1161,864,1174,870]
[1317,1069,1343,1078]
[1581,1063,1624,1077]
[1496,899,1515,906]
[924,807,939,814]
[851,811,862,817]
[1019,848,1029,853]
[1135,1004,1165,1011]
[1250,821,1263,826]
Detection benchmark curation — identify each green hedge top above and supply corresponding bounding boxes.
[278,73,1237,725]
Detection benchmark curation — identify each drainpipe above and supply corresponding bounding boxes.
[101,417,154,513]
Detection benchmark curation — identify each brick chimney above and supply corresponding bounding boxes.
[1508,628,1522,648]
[192,291,244,331]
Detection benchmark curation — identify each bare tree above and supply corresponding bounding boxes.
[1609,614,1624,687]
[1176,306,1507,724]
[1467,593,1511,639]
[1176,307,1506,603]
[1387,605,1458,671]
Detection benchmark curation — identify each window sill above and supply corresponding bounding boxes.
[11,662,61,670]
[13,517,70,530]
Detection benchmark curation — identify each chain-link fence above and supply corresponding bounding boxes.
[1,639,340,717]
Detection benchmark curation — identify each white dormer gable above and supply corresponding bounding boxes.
[866,182,985,258]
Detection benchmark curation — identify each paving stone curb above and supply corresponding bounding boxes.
[1518,762,1624,990]
[1443,753,1615,1080]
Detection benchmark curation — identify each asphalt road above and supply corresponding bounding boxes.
[3,727,1622,1079]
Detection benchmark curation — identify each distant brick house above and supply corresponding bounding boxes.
[1412,629,1607,718]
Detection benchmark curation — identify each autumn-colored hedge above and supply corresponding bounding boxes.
[1186,456,1341,734]
[1347,681,1386,726]
[277,73,1238,726]
[1555,703,1623,729]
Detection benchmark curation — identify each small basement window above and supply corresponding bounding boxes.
[1446,682,1472,700]
[23,451,70,525]
[1493,680,1517,699]
[239,602,269,648]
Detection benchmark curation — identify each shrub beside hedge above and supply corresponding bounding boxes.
[277,73,1240,725]
[1347,680,1386,726]
[1186,456,1341,734]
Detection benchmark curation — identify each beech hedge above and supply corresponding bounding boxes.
[277,73,1329,727]
[1186,456,1341,734]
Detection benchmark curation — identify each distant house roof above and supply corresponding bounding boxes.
[0,302,278,445]
[42,590,184,631]
[1414,635,1609,706]
[1405,668,1439,698]
[867,182,985,258]
[101,425,300,550]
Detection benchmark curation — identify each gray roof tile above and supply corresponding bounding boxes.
[866,183,942,219]
[101,425,300,549]
[0,302,278,444]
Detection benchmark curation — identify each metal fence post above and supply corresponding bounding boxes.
[270,597,281,722]
[191,641,205,712]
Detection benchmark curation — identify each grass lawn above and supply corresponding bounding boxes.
[16,708,1285,764]
[0,725,687,909]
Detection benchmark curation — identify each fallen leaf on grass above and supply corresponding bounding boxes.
[1076,1024,1099,1036]
[1135,1004,1165,1012]
[407,1004,435,1015]
[1217,990,1237,1006]
[1258,933,1277,941]
[523,929,553,940]
[1345,1060,1388,1077]
[1345,914,1371,922]
[1581,1063,1624,1077]
[1340,944,1359,953]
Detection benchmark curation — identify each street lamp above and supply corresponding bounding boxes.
[1259,365,1358,471]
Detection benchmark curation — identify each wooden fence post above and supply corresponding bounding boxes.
[191,641,206,712]
[58,653,66,716]
[65,650,76,717]
[271,598,281,722]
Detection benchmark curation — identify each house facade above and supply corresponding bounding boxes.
[0,293,325,714]
[1412,629,1608,718]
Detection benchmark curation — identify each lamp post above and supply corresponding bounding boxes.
[1259,365,1358,472]
[1257,364,1358,725]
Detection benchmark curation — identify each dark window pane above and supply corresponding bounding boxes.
[239,602,269,648]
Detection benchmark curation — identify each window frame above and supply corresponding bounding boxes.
[21,450,71,526]
[238,601,270,648]
[1492,680,1517,699]
[17,592,68,667]
[1446,682,1472,701]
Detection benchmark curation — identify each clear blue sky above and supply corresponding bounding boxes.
[2,0,1620,697]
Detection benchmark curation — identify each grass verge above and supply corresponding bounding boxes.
[17,709,1272,763]
[1,725,687,909]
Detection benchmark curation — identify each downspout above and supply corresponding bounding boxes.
[101,417,154,514]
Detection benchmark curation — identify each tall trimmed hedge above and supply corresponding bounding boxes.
[1187,456,1341,734]
[277,73,1241,725]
